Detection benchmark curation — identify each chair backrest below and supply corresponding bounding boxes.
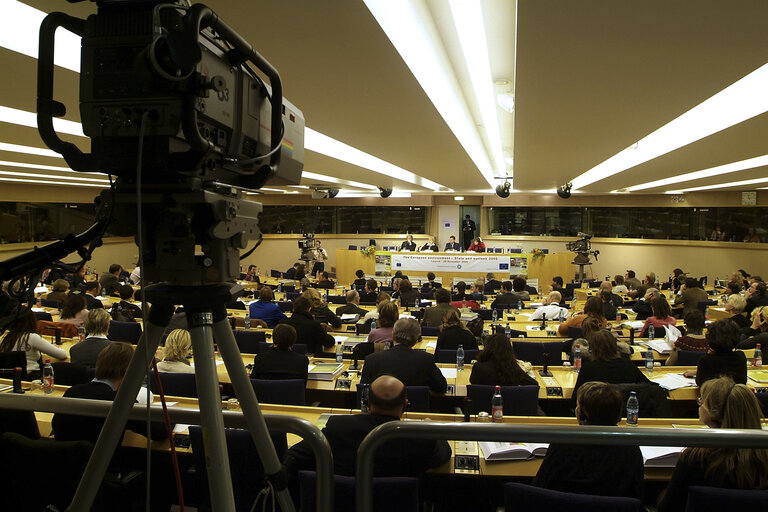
[226,301,246,310]
[250,378,305,405]
[466,385,540,416]
[233,329,267,353]
[564,283,578,300]
[615,382,671,418]
[473,309,494,320]
[277,301,294,312]
[37,320,78,339]
[282,285,296,293]
[51,362,94,386]
[675,350,707,366]
[149,371,198,398]
[435,349,480,364]
[270,269,282,278]
[495,248,503,253]
[348,245,357,250]
[0,351,27,379]
[421,326,440,337]
[33,310,53,322]
[0,409,40,439]
[298,471,419,512]
[568,326,583,339]
[504,482,642,512]
[511,341,563,366]
[328,295,347,304]
[352,342,375,364]
[257,341,307,355]
[189,427,287,512]
[685,486,768,511]
[40,299,61,308]
[107,320,142,344]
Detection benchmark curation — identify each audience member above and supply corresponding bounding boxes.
[335,290,368,317]
[99,264,122,296]
[84,280,104,310]
[551,276,566,298]
[59,293,88,326]
[422,288,460,327]
[352,269,367,290]
[745,281,768,315]
[251,324,308,381]
[511,277,531,302]
[737,306,768,350]
[451,281,469,302]
[421,271,442,296]
[70,309,113,368]
[639,296,677,337]
[612,274,628,293]
[684,319,746,386]
[529,291,568,321]
[280,297,335,356]
[557,296,607,336]
[316,271,335,289]
[485,273,502,293]
[45,278,70,305]
[674,278,709,318]
[129,265,142,285]
[563,316,603,361]
[249,286,287,328]
[156,329,194,374]
[367,301,399,345]
[395,279,419,307]
[666,310,707,365]
[631,287,659,321]
[243,264,260,283]
[600,290,618,321]
[115,284,143,319]
[359,279,379,303]
[284,263,300,280]
[490,280,518,309]
[599,281,624,308]
[470,279,486,301]
[435,310,477,351]
[0,308,67,380]
[303,288,341,329]
[469,333,536,386]
[624,270,641,290]
[724,293,749,330]
[573,331,650,397]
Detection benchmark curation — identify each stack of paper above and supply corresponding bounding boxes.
[640,446,683,467]
[479,442,549,461]
[647,339,674,354]
[650,374,696,390]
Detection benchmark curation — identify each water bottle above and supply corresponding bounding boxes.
[505,323,511,338]
[646,349,654,373]
[648,324,655,340]
[517,301,522,312]
[244,313,251,330]
[278,282,283,293]
[384,340,391,350]
[626,391,639,425]
[360,383,370,413]
[77,324,86,342]
[573,344,582,372]
[336,341,343,363]
[492,309,498,322]
[456,344,465,372]
[755,343,763,368]
[371,319,377,331]
[492,386,503,423]
[42,360,54,394]
[559,308,565,322]
[571,298,577,311]
[36,295,42,308]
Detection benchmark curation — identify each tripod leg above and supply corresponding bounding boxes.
[187,311,237,512]
[213,318,297,512]
[68,304,174,511]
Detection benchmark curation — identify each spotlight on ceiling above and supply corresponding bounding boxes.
[495,181,511,198]
[310,187,340,199]
[556,183,573,199]
[378,187,393,198]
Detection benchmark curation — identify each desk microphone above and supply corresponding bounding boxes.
[539,351,553,377]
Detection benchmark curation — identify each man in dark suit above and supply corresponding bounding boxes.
[283,375,451,477]
[359,279,379,303]
[421,288,460,327]
[251,324,309,381]
[485,272,502,293]
[361,318,447,393]
[84,280,104,309]
[599,281,624,308]
[70,309,112,368]
[632,288,658,321]
[316,271,335,289]
[280,297,335,356]
[490,280,519,309]
[444,235,462,252]
[335,290,369,317]
[99,263,122,296]
[399,235,416,251]
[462,215,476,250]
[421,272,442,297]
[284,263,300,280]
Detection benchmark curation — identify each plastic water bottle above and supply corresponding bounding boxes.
[517,301,522,312]
[505,323,511,338]
[456,344,465,372]
[571,298,577,311]
[492,385,503,423]
[360,383,370,413]
[336,341,343,363]
[755,343,763,368]
[648,324,655,340]
[559,308,565,322]
[77,324,86,342]
[646,349,654,373]
[492,309,498,323]
[244,313,251,330]
[573,344,582,372]
[42,360,54,394]
[371,319,377,331]
[278,282,283,293]
[626,391,639,426]
[36,295,42,308]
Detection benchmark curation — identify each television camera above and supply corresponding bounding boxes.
[566,232,600,282]
[299,233,316,261]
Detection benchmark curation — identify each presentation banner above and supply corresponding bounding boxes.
[389,253,510,273]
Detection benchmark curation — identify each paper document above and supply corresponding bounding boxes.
[525,325,545,331]
[333,336,349,342]
[647,339,674,354]
[173,424,191,433]
[622,321,645,330]
[640,446,683,467]
[440,368,458,379]
[426,341,437,348]
[650,374,696,391]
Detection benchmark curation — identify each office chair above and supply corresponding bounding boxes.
[107,320,143,344]
[250,378,306,406]
[466,385,540,416]
[257,341,308,355]
[685,486,768,511]
[512,341,564,366]
[233,329,267,353]
[435,349,480,364]
[675,350,707,366]
[298,471,419,512]
[149,371,198,398]
[33,310,53,322]
[51,362,94,386]
[503,482,641,512]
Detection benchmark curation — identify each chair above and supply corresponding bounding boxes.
[348,245,357,250]
[108,320,142,344]
[473,309,494,320]
[37,320,78,339]
[435,349,480,364]
[286,291,301,301]
[298,471,419,512]
[282,285,296,293]
[328,295,347,304]
[351,342,375,370]
[41,298,62,308]
[277,300,294,312]
[675,350,707,366]
[564,283,578,300]
[270,269,282,278]
[615,382,671,418]
[250,378,305,405]
[225,300,246,310]
[696,300,718,313]
[0,351,26,380]
[685,486,768,511]
[495,248,503,253]
[568,326,583,339]
[0,409,40,439]
[503,482,642,512]
[512,341,564,366]
[466,385,540,416]
[33,310,53,322]
[189,426,288,512]
[501,327,527,339]
[233,329,267,353]
[257,341,307,355]
[421,326,440,337]
[51,362,94,386]
[149,371,198,398]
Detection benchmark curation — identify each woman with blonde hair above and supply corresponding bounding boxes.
[659,376,768,511]
[302,288,341,328]
[435,309,477,350]
[157,329,194,373]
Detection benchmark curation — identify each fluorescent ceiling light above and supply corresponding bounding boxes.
[335,190,412,198]
[302,170,379,191]
[0,159,102,174]
[0,106,85,137]
[449,0,506,179]
[625,154,768,192]
[1,1,80,72]
[674,177,768,193]
[364,0,496,188]
[0,142,63,158]
[0,169,108,183]
[454,196,464,200]
[571,62,768,190]
[0,176,105,187]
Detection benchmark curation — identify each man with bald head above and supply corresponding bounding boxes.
[530,291,568,321]
[283,375,451,478]
[632,287,659,321]
[335,290,369,317]
[599,281,624,308]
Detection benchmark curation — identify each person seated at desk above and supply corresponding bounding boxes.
[470,279,486,301]
[724,293,750,331]
[113,284,143,319]
[359,279,379,304]
[0,308,67,380]
[639,296,676,338]
[624,269,642,292]
[631,287,658,321]
[469,333,536,386]
[658,376,768,512]
[529,291,568,321]
[283,375,451,478]
[419,236,438,252]
[156,329,194,374]
[745,280,768,315]
[563,316,603,362]
[738,306,768,349]
[399,235,416,251]
[510,276,530,302]
[436,310,477,351]
[390,270,408,288]
[45,278,70,305]
[395,279,420,308]
[421,271,442,294]
[467,237,486,253]
[550,275,566,298]
[534,382,644,500]
[361,318,447,393]
[99,264,123,296]
[284,262,300,280]
[367,301,399,346]
[573,330,650,398]
[352,269,367,291]
[243,264,261,283]
[666,310,707,365]
[490,280,518,309]
[52,342,168,447]
[485,273,502,294]
[674,277,709,318]
[58,293,88,326]
[684,319,747,387]
[335,290,369,317]
[315,271,335,289]
[71,309,113,368]
[249,286,287,329]
[303,288,342,329]
[444,235,461,252]
[599,281,624,308]
[557,296,608,336]
[451,281,469,302]
[280,297,335,356]
[84,280,104,310]
[612,274,628,294]
[421,288,460,327]
[251,324,308,381]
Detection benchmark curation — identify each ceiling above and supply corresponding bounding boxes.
[1,0,767,198]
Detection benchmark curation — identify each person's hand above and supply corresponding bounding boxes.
[320,322,330,332]
[683,370,696,378]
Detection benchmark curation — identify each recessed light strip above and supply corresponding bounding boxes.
[625,154,768,192]
[302,170,380,191]
[0,169,108,183]
[674,177,768,193]
[0,142,63,158]
[0,176,106,187]
[0,106,85,137]
[571,62,768,190]
[335,191,412,198]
